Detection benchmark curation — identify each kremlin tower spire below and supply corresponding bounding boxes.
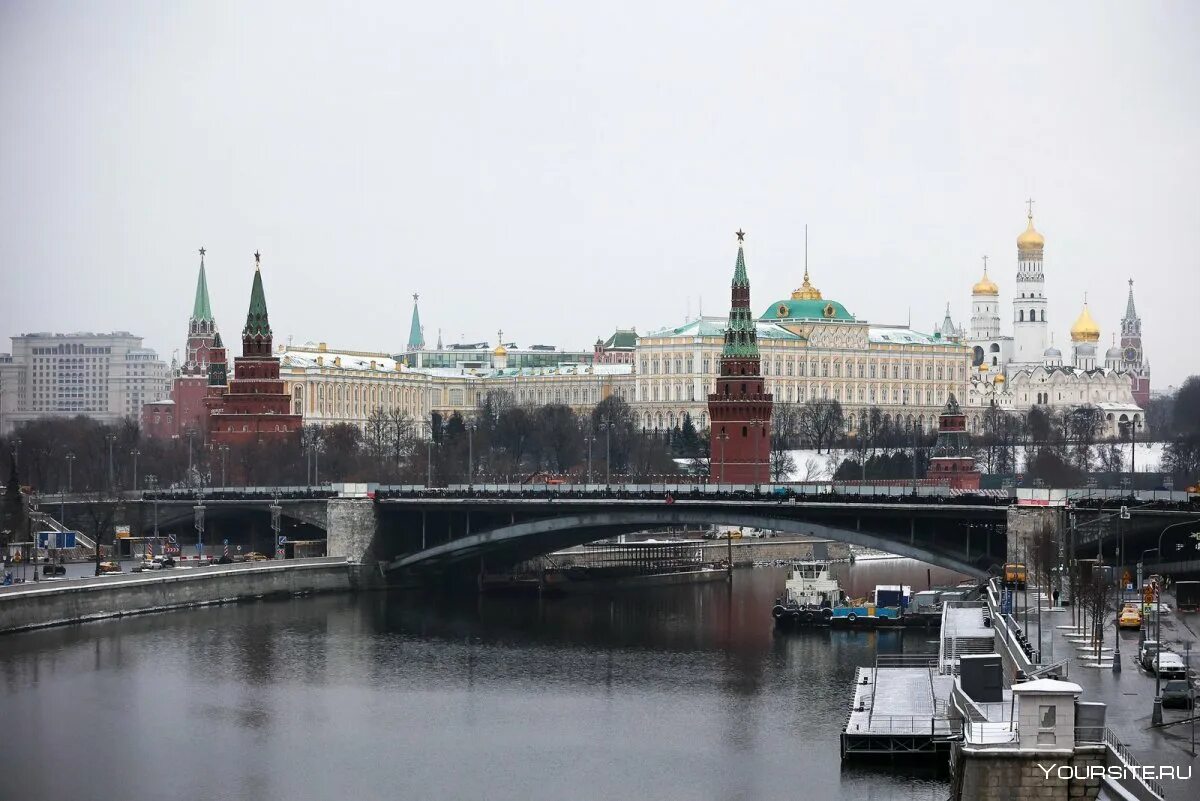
[708,230,772,484]
[1119,278,1150,406]
[207,251,302,445]
[184,246,218,373]
[408,293,425,350]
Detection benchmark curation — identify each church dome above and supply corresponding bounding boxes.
[993,374,1005,384]
[1106,345,1123,360]
[1043,345,1062,358]
[1070,302,1100,342]
[972,269,999,296]
[1017,213,1045,252]
[493,344,508,356]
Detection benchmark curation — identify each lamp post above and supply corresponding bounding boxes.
[62,452,75,525]
[105,433,116,492]
[467,422,476,487]
[218,444,229,487]
[146,474,159,558]
[129,448,140,493]
[1126,418,1142,490]
[193,493,206,563]
[601,422,612,487]
[1152,520,1200,726]
[716,429,729,493]
[584,433,594,485]
[270,494,283,559]
[425,421,434,488]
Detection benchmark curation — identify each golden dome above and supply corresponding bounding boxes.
[791,269,822,300]
[972,266,999,296]
[493,344,508,356]
[1017,212,1045,251]
[1070,302,1100,342]
[994,374,1005,384]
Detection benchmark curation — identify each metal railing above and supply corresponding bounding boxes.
[963,720,1017,745]
[1027,658,1070,680]
[1092,727,1166,799]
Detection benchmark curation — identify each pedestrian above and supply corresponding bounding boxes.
[1052,588,1060,607]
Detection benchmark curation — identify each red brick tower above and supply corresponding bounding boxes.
[207,252,302,444]
[708,231,773,484]
[926,394,980,489]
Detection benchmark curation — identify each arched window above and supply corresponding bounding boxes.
[1029,308,1036,321]
[1019,310,1025,322]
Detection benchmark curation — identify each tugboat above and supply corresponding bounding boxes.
[772,561,845,626]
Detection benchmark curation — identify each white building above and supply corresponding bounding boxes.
[0,332,170,433]
[963,207,1143,435]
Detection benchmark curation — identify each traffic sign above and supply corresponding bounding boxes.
[236,545,242,552]
[278,535,287,546]
[223,539,229,546]
[167,533,177,545]
[195,543,203,555]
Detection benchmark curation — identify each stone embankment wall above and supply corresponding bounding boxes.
[0,557,350,634]
[957,750,1106,800]
[700,539,851,566]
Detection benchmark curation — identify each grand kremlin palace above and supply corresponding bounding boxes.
[274,260,971,436]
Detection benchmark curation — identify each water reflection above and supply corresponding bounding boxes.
[1,560,964,801]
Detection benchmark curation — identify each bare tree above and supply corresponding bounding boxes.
[799,400,844,453]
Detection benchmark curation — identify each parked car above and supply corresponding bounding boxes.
[139,558,164,571]
[1153,651,1188,680]
[97,561,122,574]
[40,563,67,577]
[1139,641,1161,671]
[244,552,269,562]
[158,556,175,568]
[1161,680,1195,709]
[1118,606,1142,629]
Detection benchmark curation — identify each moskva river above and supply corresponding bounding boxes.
[2,560,967,801]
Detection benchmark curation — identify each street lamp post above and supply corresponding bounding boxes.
[425,421,434,488]
[62,452,75,525]
[1152,520,1200,726]
[219,444,229,487]
[146,475,159,558]
[1127,418,1142,490]
[1137,547,1157,647]
[467,423,476,487]
[193,493,206,563]
[716,429,729,492]
[105,433,116,492]
[601,422,612,487]
[130,449,140,493]
[584,433,594,485]
[270,495,283,559]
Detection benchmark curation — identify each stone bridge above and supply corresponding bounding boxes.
[373,497,1010,578]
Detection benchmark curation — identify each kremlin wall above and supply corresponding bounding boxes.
[139,206,1147,446]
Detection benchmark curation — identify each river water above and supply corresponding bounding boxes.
[1,559,968,801]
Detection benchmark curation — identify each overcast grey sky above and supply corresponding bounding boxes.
[2,2,1197,387]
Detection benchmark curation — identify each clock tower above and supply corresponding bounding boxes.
[1119,279,1150,407]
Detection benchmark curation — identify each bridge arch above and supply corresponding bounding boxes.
[386,507,990,577]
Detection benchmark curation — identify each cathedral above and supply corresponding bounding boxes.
[961,205,1148,437]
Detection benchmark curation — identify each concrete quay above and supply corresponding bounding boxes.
[0,557,352,634]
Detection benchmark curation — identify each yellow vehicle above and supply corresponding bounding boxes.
[1118,606,1142,629]
[1003,562,1027,589]
[97,561,122,574]
[244,551,270,562]
[722,530,743,539]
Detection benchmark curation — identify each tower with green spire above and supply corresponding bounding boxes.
[206,251,302,447]
[184,246,219,374]
[708,230,773,484]
[242,250,272,357]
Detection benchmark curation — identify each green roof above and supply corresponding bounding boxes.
[647,318,804,340]
[761,298,855,322]
[603,329,638,349]
[732,244,748,288]
[192,257,213,322]
[242,266,271,339]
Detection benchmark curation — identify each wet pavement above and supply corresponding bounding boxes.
[1016,590,1198,799]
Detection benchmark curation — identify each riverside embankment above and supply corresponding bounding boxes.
[0,556,351,634]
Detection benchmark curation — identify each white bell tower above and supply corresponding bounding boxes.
[1012,200,1048,366]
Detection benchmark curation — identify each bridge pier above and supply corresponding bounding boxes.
[1005,506,1062,565]
[326,499,382,588]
